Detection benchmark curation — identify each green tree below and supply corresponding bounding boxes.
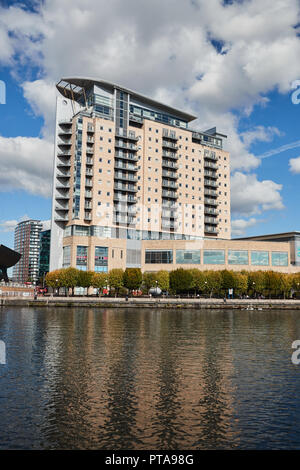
[204,270,222,298]
[220,270,236,296]
[234,271,248,297]
[92,272,107,295]
[169,268,193,294]
[143,272,157,290]
[108,268,124,296]
[45,269,64,295]
[155,270,170,291]
[123,268,143,291]
[77,270,94,295]
[248,271,266,297]
[189,269,205,294]
[60,267,79,296]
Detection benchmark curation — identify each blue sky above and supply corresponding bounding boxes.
[0,0,300,249]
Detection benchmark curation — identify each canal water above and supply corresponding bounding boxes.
[0,306,300,450]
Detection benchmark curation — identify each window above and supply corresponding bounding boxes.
[63,246,71,267]
[95,246,108,272]
[145,250,173,264]
[203,250,225,264]
[176,250,200,264]
[251,251,269,266]
[272,252,288,266]
[76,246,88,270]
[228,250,248,265]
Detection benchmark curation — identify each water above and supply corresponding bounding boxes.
[0,306,300,450]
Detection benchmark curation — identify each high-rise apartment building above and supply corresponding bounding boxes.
[13,219,42,283]
[39,229,51,280]
[50,77,231,273]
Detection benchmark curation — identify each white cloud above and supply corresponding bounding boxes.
[0,0,299,206]
[231,218,258,237]
[289,156,300,173]
[0,215,30,232]
[231,172,284,217]
[0,136,53,197]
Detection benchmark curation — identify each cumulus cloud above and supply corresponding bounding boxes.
[231,218,259,237]
[0,215,30,232]
[289,156,300,173]
[0,0,299,210]
[0,136,53,197]
[231,172,284,217]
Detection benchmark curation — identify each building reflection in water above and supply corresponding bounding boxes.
[1,307,300,449]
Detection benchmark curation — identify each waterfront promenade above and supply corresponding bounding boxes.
[1,296,300,309]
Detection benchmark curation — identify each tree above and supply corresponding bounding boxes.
[189,269,205,294]
[169,268,193,294]
[248,271,265,297]
[108,269,124,296]
[234,272,248,297]
[45,269,64,295]
[143,272,157,290]
[220,270,236,296]
[155,270,170,291]
[204,270,222,298]
[92,272,107,295]
[123,268,142,291]
[60,267,79,296]
[77,270,94,294]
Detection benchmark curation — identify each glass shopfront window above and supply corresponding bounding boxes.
[145,250,173,264]
[176,250,201,264]
[76,245,88,270]
[228,250,248,265]
[203,250,225,265]
[95,246,108,272]
[63,246,71,267]
[271,252,288,266]
[251,251,269,266]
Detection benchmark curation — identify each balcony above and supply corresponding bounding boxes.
[129,113,143,124]
[204,217,218,225]
[85,179,93,187]
[115,130,138,141]
[204,170,218,179]
[57,171,70,179]
[162,140,178,150]
[162,130,177,141]
[114,204,137,215]
[204,197,218,206]
[204,151,218,161]
[204,207,218,215]
[204,161,218,170]
[114,183,137,193]
[86,137,94,144]
[204,225,219,234]
[162,160,178,170]
[85,191,92,198]
[84,203,92,210]
[115,152,138,162]
[113,194,137,203]
[162,150,178,159]
[87,125,94,133]
[84,213,92,221]
[114,173,138,183]
[162,180,178,190]
[85,169,93,177]
[57,137,72,147]
[55,205,68,212]
[57,161,71,169]
[161,221,177,230]
[162,210,177,219]
[113,216,136,225]
[115,141,138,151]
[162,201,177,209]
[56,192,70,201]
[162,170,178,179]
[162,190,178,199]
[57,149,71,157]
[204,179,218,188]
[56,182,70,190]
[54,215,68,222]
[204,188,218,197]
[86,157,93,165]
[114,161,138,172]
